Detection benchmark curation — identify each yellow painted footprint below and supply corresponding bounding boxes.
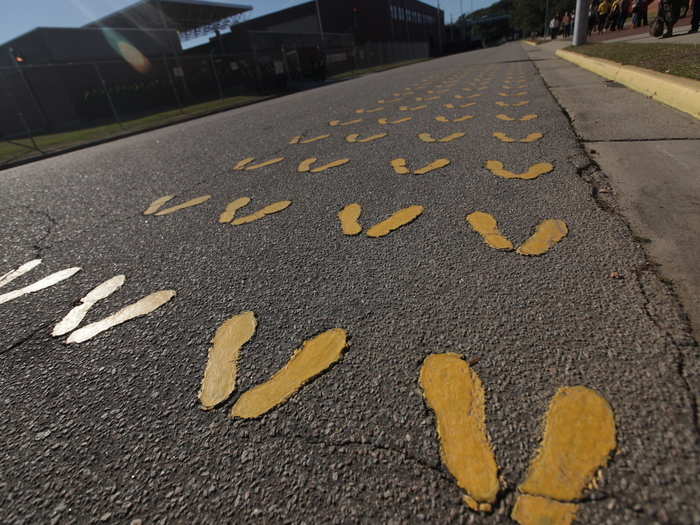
[496,114,538,122]
[498,91,528,97]
[144,195,211,216]
[355,107,383,114]
[512,387,616,525]
[399,105,428,111]
[436,115,475,123]
[378,117,413,125]
[338,204,423,238]
[495,101,530,107]
[298,157,350,173]
[219,197,251,223]
[289,134,330,145]
[198,313,348,418]
[346,133,388,143]
[233,157,285,171]
[418,132,465,143]
[485,160,553,180]
[467,212,568,255]
[493,132,544,143]
[378,98,401,103]
[329,118,363,126]
[231,200,292,226]
[420,353,500,512]
[391,158,451,175]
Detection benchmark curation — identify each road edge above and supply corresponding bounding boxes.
[555,48,700,120]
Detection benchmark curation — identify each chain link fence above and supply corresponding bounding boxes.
[0,33,431,167]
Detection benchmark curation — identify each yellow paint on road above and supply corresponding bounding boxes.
[198,311,257,410]
[310,158,350,173]
[219,197,251,223]
[485,160,553,180]
[435,115,474,123]
[154,195,211,216]
[329,119,363,126]
[231,328,348,419]
[346,133,387,143]
[466,212,514,251]
[512,495,578,525]
[468,93,481,98]
[66,290,176,344]
[454,94,464,99]
[493,132,543,143]
[496,113,538,121]
[419,353,499,513]
[378,117,412,125]
[517,220,569,256]
[391,158,410,174]
[366,205,424,238]
[355,107,383,114]
[338,203,363,235]
[245,157,285,170]
[289,134,330,145]
[419,132,465,143]
[232,200,292,225]
[399,105,428,111]
[378,98,401,103]
[233,158,255,170]
[298,158,317,172]
[414,158,450,174]
[495,101,530,107]
[143,195,175,215]
[513,386,616,525]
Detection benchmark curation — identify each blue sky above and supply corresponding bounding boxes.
[1,1,491,47]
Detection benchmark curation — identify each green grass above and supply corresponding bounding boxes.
[0,94,269,166]
[566,42,700,81]
[329,58,430,81]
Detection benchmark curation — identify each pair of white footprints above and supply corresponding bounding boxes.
[0,259,174,344]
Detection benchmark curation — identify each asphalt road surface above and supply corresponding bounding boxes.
[1,42,698,524]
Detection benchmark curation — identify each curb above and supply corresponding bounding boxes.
[555,48,700,120]
[522,40,538,46]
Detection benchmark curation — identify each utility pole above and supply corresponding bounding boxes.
[315,0,325,41]
[572,0,589,45]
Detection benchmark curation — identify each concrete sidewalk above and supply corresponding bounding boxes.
[526,40,700,339]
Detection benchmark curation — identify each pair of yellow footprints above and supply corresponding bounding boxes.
[199,311,348,419]
[218,197,291,226]
[421,353,615,524]
[338,203,423,237]
[467,212,568,256]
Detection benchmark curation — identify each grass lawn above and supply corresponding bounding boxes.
[329,58,430,81]
[0,94,269,167]
[566,42,700,81]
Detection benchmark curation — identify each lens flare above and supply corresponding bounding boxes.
[102,28,152,74]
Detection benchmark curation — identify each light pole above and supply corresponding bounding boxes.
[543,0,549,37]
[572,0,589,45]
[315,0,325,41]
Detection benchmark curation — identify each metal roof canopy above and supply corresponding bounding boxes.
[84,0,252,39]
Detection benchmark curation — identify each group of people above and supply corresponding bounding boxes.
[586,0,636,34]
[549,0,698,39]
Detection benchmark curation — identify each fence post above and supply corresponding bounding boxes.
[92,62,124,129]
[209,54,224,100]
[0,70,42,154]
[163,55,184,112]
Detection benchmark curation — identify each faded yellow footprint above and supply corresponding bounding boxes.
[346,133,388,143]
[467,212,568,255]
[495,101,530,107]
[420,353,499,512]
[512,387,616,525]
[219,197,251,223]
[329,118,363,126]
[378,117,413,125]
[436,115,475,123]
[231,328,348,419]
[289,134,330,145]
[355,107,383,114]
[233,157,285,171]
[485,160,553,180]
[418,132,465,143]
[391,158,451,175]
[493,132,543,143]
[338,203,362,235]
[378,98,401,103]
[198,311,257,410]
[399,105,428,111]
[144,195,211,216]
[298,157,350,173]
[498,91,528,97]
[366,205,424,238]
[496,114,538,121]
[232,200,292,226]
